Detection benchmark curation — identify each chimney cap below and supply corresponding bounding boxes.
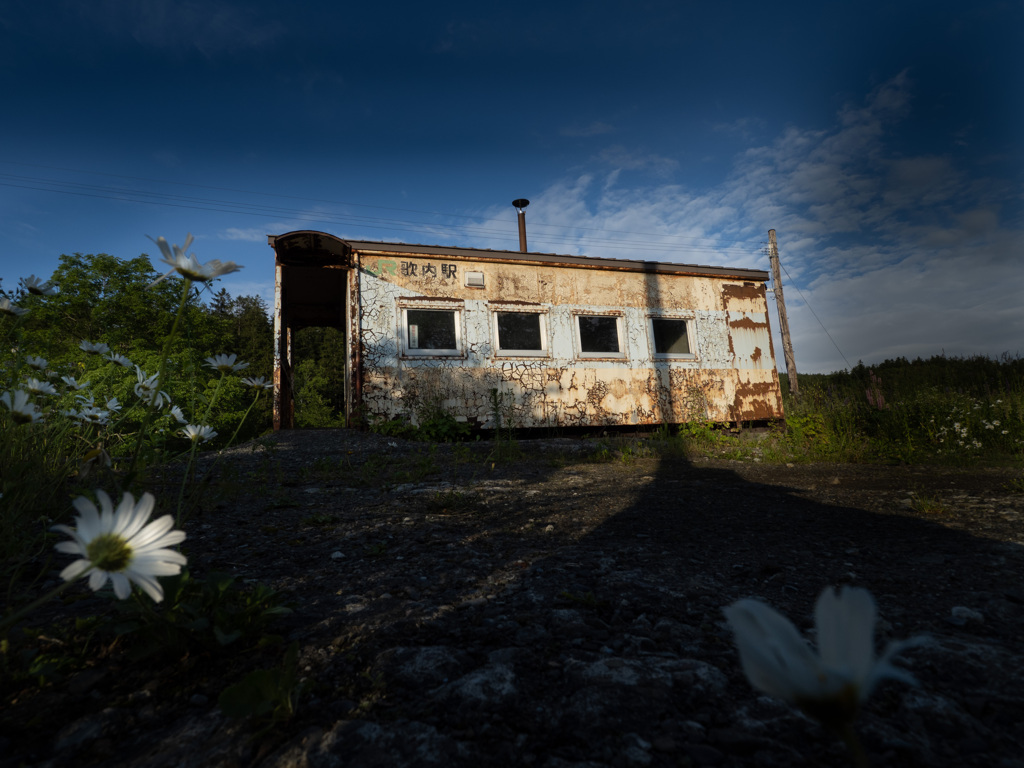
[512,199,530,211]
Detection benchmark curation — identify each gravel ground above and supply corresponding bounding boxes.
[3,428,1024,767]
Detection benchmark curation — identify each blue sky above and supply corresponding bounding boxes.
[1,0,1020,373]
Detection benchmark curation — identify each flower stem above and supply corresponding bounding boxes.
[837,722,870,768]
[127,278,193,482]
[0,577,81,635]
[201,372,226,424]
[225,390,262,448]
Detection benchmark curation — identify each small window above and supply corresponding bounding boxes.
[576,314,624,358]
[403,308,461,356]
[494,311,547,356]
[650,316,695,358]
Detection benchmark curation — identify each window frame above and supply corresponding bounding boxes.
[398,300,465,358]
[648,313,697,360]
[491,306,550,358]
[573,312,626,360]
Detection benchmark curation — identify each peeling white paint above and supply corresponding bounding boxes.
[356,255,784,427]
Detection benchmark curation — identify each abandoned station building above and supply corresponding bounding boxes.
[270,229,785,431]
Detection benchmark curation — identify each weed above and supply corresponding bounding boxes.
[1,615,107,687]
[616,441,654,464]
[250,435,279,454]
[416,410,471,443]
[302,456,337,479]
[110,569,292,659]
[487,439,524,464]
[364,542,388,557]
[393,446,439,484]
[427,487,475,513]
[451,442,475,465]
[369,403,470,443]
[1004,475,1024,494]
[357,453,392,487]
[218,641,305,722]
[909,492,946,515]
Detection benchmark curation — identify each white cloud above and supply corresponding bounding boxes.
[593,146,679,177]
[458,72,1022,372]
[221,227,269,243]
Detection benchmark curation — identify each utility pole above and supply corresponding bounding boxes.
[768,229,799,397]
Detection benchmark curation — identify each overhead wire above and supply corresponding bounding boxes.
[0,161,765,258]
[774,253,852,370]
[3,159,860,370]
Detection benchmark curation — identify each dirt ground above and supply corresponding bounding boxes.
[3,429,1024,767]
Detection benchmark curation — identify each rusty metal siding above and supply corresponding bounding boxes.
[354,252,784,426]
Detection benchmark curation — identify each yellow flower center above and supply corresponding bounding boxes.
[86,532,134,572]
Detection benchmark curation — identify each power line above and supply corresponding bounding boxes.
[775,254,852,370]
[1,174,767,258]
[0,160,764,256]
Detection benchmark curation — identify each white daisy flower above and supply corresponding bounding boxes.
[181,424,217,443]
[76,406,110,426]
[134,366,170,408]
[169,405,188,424]
[79,446,113,476]
[204,353,249,374]
[723,586,924,728]
[149,234,242,285]
[25,355,48,371]
[2,390,43,424]
[62,375,89,391]
[241,376,273,390]
[104,352,133,368]
[51,490,187,602]
[0,297,28,317]
[105,397,123,413]
[21,275,57,296]
[80,340,111,355]
[23,377,57,396]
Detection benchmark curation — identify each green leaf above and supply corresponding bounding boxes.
[213,626,243,646]
[218,670,280,718]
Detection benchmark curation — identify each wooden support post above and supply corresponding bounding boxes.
[768,229,799,397]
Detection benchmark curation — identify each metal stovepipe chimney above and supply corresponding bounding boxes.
[512,199,530,253]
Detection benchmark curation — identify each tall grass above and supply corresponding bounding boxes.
[776,355,1024,464]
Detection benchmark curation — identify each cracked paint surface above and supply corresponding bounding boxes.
[355,254,784,428]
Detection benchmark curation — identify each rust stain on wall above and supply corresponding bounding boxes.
[729,377,783,421]
[728,315,768,330]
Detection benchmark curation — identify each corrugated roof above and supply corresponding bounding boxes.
[269,231,769,281]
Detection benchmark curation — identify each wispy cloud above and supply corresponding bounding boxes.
[710,116,766,140]
[593,146,679,177]
[461,72,1022,371]
[221,227,269,243]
